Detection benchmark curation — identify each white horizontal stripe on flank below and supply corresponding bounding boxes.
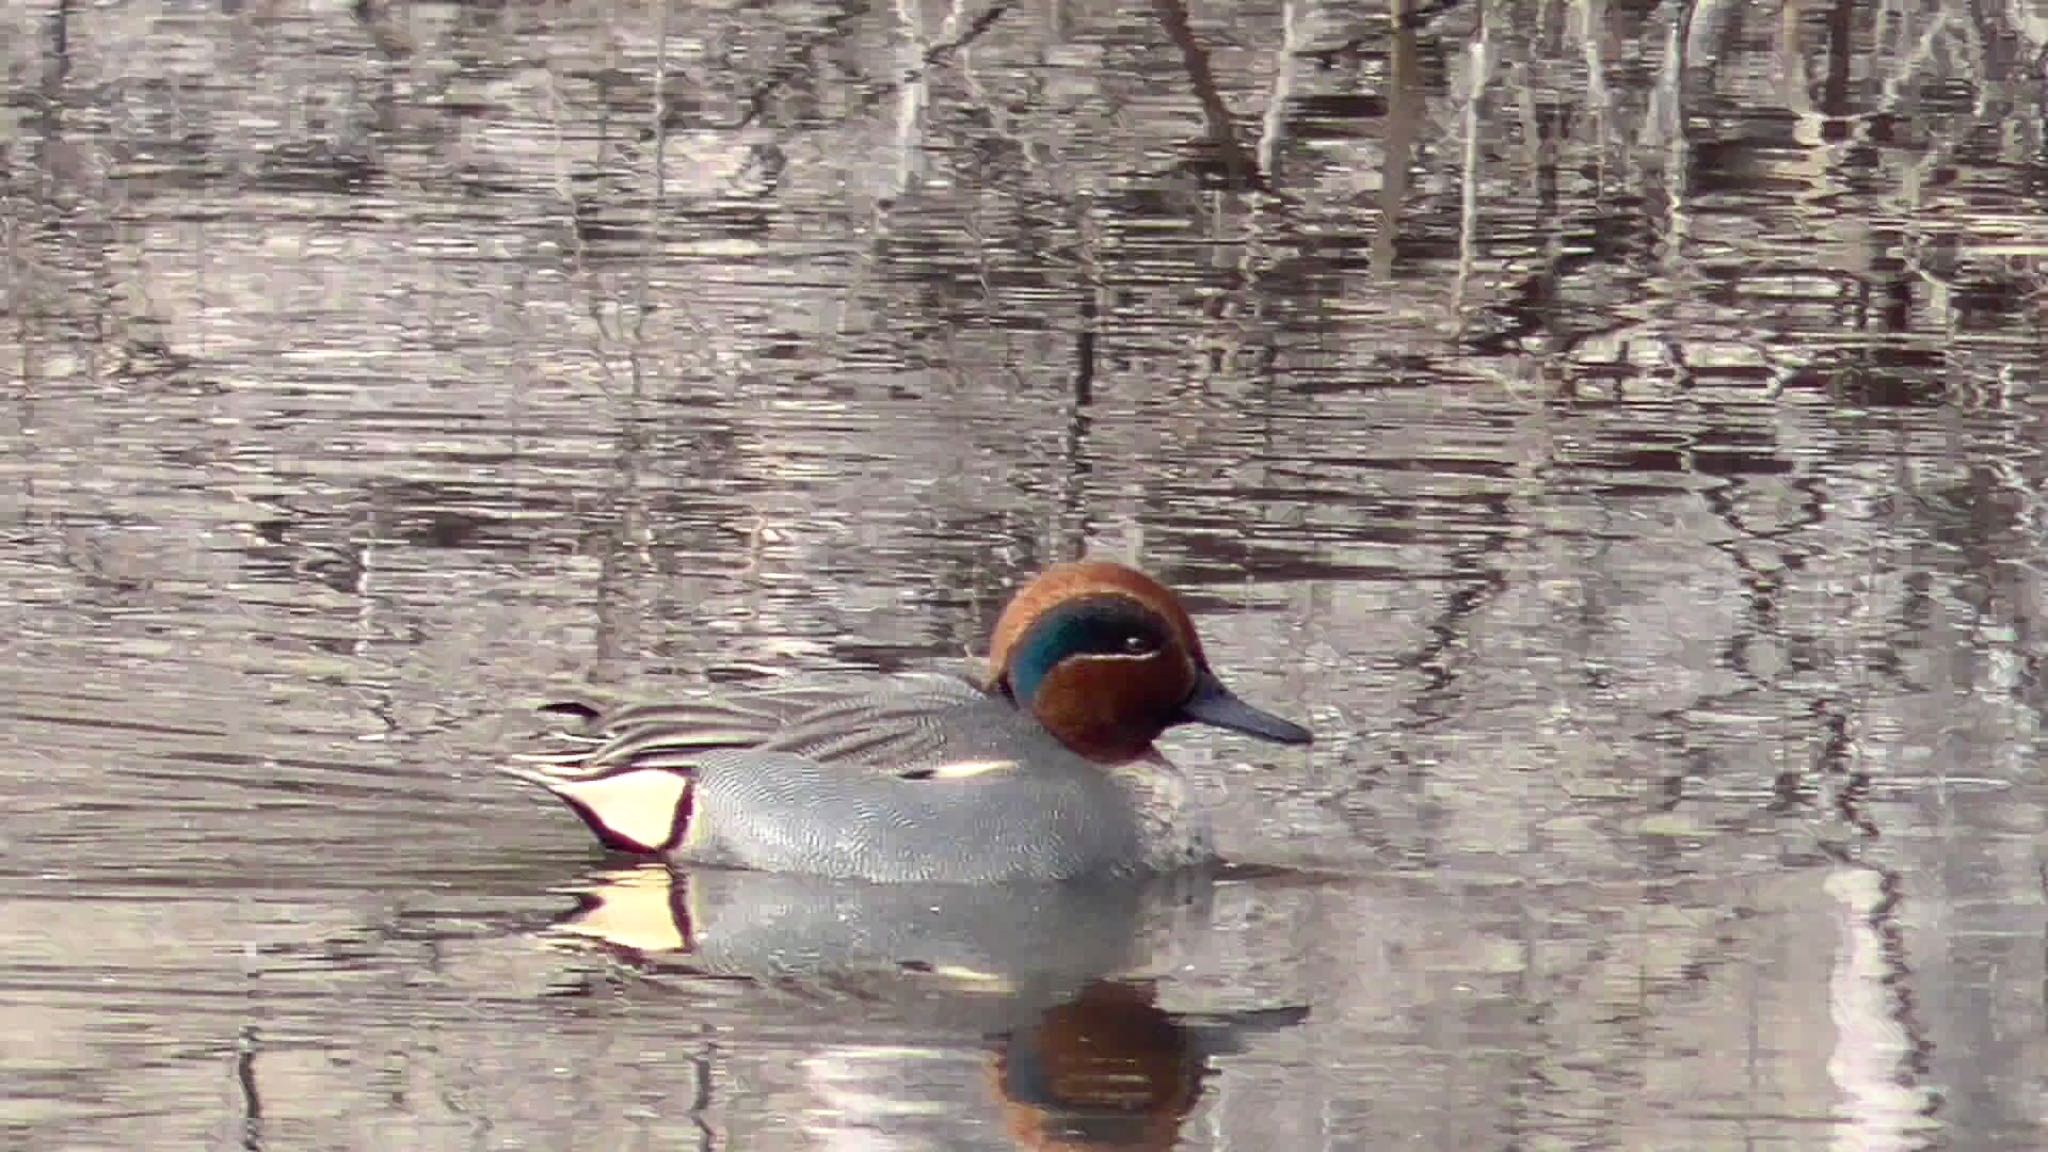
[925,758,1018,779]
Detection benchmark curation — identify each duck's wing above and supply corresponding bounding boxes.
[756,674,1000,771]
[513,672,993,778]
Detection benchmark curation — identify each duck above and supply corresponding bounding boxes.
[502,561,1311,883]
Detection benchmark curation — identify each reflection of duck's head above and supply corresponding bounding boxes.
[992,981,1200,1152]
[988,562,1313,763]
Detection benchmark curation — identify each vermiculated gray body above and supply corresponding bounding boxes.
[528,672,1211,884]
[685,728,1136,883]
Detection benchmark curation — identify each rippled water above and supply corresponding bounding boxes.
[5,0,2048,1147]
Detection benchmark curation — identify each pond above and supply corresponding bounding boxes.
[3,0,2046,1147]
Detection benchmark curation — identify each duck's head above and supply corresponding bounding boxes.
[987,561,1313,763]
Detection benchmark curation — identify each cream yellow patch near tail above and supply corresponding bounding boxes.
[504,763,691,854]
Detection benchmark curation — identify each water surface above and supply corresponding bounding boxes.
[4,0,2048,1148]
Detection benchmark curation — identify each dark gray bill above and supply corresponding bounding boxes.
[1176,668,1313,745]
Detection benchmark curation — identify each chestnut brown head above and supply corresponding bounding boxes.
[987,561,1312,763]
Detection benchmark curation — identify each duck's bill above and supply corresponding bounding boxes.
[1177,669,1313,745]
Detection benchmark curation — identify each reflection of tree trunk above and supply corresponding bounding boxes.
[892,0,930,205]
[1056,385,1095,563]
[36,0,74,169]
[1821,0,1855,137]
[589,388,653,685]
[1076,291,1096,405]
[1057,285,1096,563]
[1374,0,1424,277]
[1825,867,1936,1152]
[46,0,72,86]
[1059,172,1101,563]
[237,1025,265,1152]
[1813,0,1908,335]
[1150,0,1259,188]
[1254,0,1303,182]
[1451,5,1492,321]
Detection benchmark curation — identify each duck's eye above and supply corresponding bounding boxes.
[1121,632,1157,655]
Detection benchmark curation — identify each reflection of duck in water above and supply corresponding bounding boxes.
[542,866,1307,1150]
[503,561,1310,883]
[543,864,1154,1011]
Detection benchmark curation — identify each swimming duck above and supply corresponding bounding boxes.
[503,561,1311,883]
